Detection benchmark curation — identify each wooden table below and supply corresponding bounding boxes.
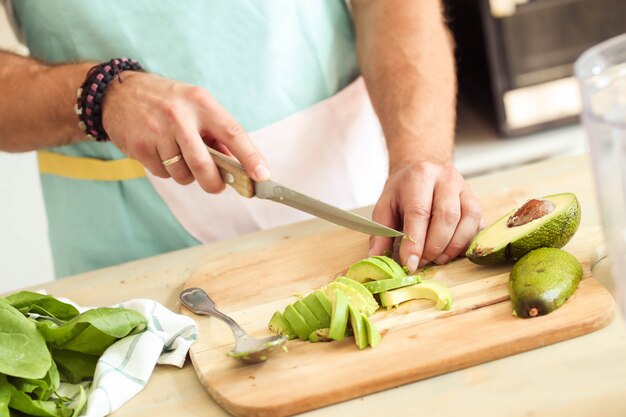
[15,155,626,417]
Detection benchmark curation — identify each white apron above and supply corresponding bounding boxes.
[145,77,388,243]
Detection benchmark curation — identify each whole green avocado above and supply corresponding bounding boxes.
[509,248,583,318]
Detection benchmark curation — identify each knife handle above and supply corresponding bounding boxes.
[207,147,256,198]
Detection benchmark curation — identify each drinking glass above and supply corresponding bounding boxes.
[575,33,626,315]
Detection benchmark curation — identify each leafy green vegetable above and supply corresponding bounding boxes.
[36,307,147,355]
[4,293,79,322]
[0,291,149,416]
[50,350,97,385]
[0,300,51,379]
[10,361,60,401]
[0,374,10,417]
[8,384,71,417]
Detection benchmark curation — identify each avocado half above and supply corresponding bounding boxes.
[466,193,581,265]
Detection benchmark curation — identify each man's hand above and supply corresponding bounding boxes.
[369,161,481,273]
[103,72,270,192]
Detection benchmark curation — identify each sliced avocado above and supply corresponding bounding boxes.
[346,258,396,283]
[283,304,314,341]
[303,293,331,328]
[309,328,332,342]
[509,248,582,318]
[371,255,407,277]
[268,310,297,340]
[313,290,333,317]
[379,281,453,310]
[293,300,323,331]
[466,193,581,265]
[348,304,368,350]
[323,282,376,316]
[334,277,379,313]
[329,289,350,341]
[363,274,423,294]
[363,315,382,348]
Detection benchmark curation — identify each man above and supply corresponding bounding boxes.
[0,0,481,278]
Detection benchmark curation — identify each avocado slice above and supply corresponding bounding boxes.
[268,310,297,340]
[293,300,323,331]
[466,193,581,265]
[348,304,368,349]
[302,293,331,328]
[283,304,314,341]
[379,281,453,310]
[313,290,333,316]
[334,277,379,313]
[509,248,582,318]
[346,258,396,283]
[371,255,407,277]
[363,315,382,348]
[309,328,332,342]
[329,289,350,341]
[363,274,423,294]
[323,282,376,316]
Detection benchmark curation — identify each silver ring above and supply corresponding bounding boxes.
[162,154,183,166]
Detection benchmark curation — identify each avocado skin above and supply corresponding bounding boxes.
[467,193,581,265]
[509,248,582,318]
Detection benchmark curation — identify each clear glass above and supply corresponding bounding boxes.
[575,33,626,315]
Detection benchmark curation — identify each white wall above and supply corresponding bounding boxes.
[0,8,55,292]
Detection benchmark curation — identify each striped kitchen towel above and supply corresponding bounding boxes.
[58,298,198,417]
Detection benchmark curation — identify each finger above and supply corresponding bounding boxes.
[199,99,270,181]
[177,124,225,193]
[420,181,462,266]
[126,137,170,179]
[434,190,482,264]
[399,178,435,274]
[369,194,400,258]
[158,141,194,185]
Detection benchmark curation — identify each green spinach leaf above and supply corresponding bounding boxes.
[0,374,10,417]
[0,300,51,379]
[4,292,79,322]
[8,384,71,417]
[36,307,147,355]
[50,349,98,385]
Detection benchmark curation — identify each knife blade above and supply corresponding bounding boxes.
[207,147,404,237]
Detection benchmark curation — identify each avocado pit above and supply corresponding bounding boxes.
[506,199,555,227]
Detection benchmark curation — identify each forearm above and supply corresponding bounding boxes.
[0,51,95,152]
[352,0,456,169]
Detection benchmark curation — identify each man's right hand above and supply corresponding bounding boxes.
[102,71,271,192]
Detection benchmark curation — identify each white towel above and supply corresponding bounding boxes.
[56,298,198,417]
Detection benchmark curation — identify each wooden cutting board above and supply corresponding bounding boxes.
[182,220,615,417]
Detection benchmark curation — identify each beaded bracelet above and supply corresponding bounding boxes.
[75,57,144,142]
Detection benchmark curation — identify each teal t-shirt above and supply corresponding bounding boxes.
[11,0,360,277]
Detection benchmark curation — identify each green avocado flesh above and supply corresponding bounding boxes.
[323,282,376,316]
[293,300,323,331]
[268,311,297,340]
[348,304,368,349]
[309,328,332,342]
[379,281,453,310]
[509,248,582,318]
[283,305,313,341]
[466,193,581,265]
[346,258,396,282]
[329,289,350,341]
[363,274,423,294]
[334,277,379,313]
[303,293,331,328]
[313,290,333,316]
[370,256,407,277]
[363,315,381,348]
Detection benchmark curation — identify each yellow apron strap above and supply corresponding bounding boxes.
[38,150,146,181]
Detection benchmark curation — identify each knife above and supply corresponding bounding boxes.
[207,147,404,237]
